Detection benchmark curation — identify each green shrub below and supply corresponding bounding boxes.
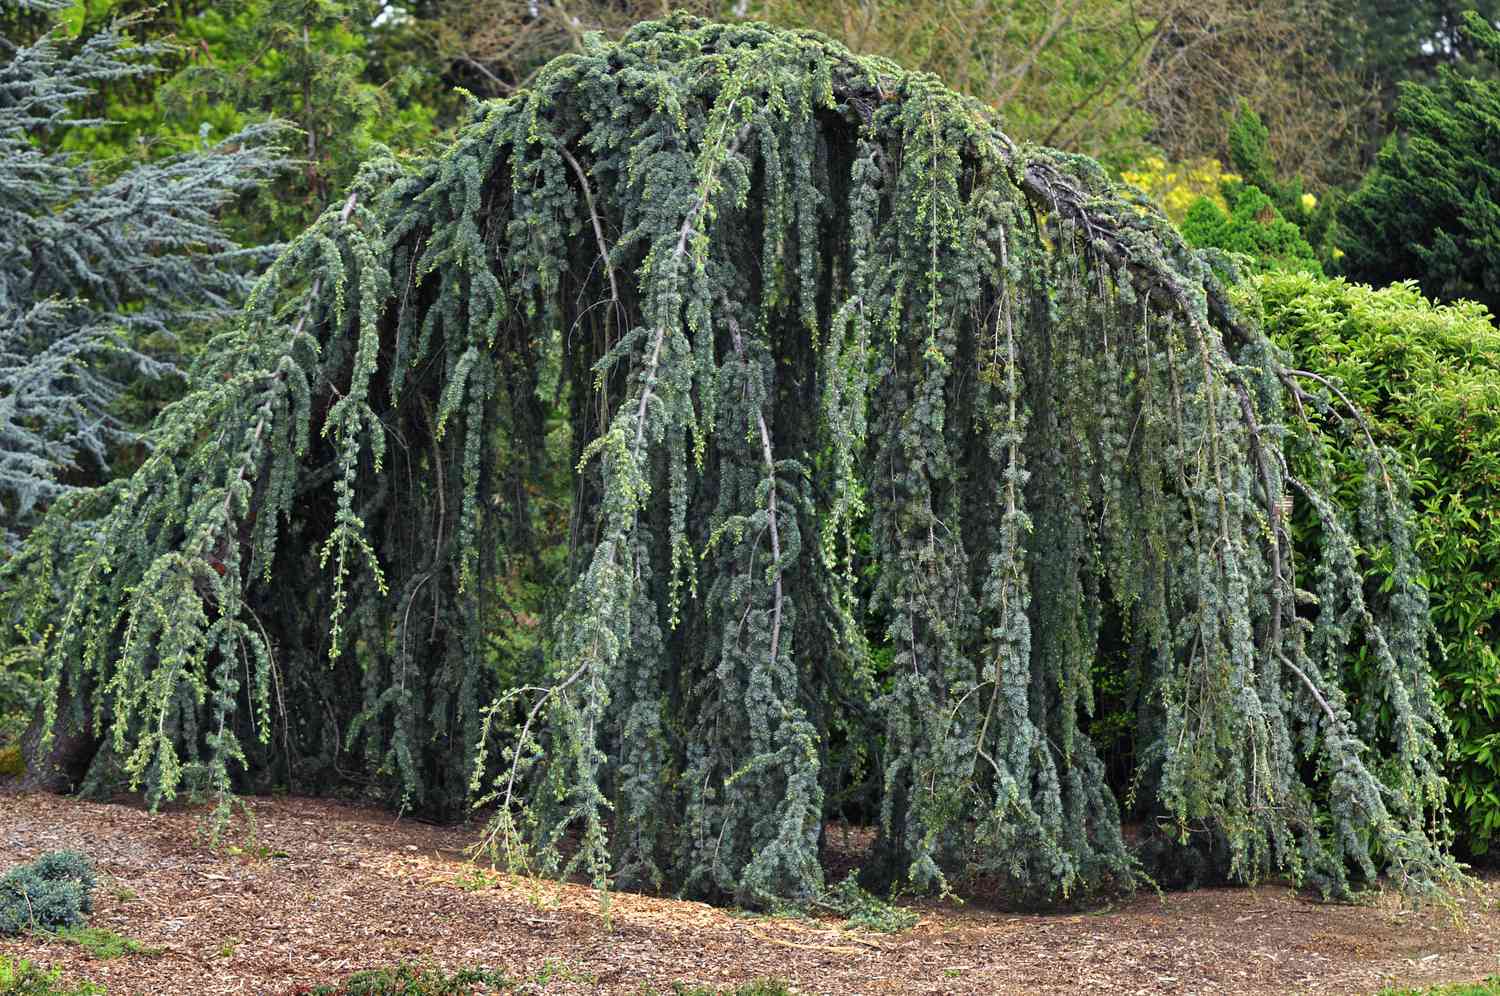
[1249,272,1500,853]
[0,956,103,996]
[1223,101,1335,254]
[1181,184,1321,275]
[1174,102,1336,277]
[0,853,96,936]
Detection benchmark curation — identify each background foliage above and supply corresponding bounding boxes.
[1180,185,1320,275]
[0,5,285,547]
[16,0,438,244]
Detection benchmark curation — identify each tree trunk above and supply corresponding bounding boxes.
[17,680,99,794]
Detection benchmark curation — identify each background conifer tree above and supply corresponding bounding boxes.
[1337,11,1500,313]
[0,0,286,549]
[155,0,437,243]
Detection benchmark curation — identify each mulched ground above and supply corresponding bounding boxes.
[1,792,1497,995]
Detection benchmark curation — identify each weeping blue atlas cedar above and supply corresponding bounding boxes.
[3,16,1459,908]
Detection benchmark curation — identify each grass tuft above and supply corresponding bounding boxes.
[647,982,792,996]
[42,925,163,960]
[1376,979,1500,996]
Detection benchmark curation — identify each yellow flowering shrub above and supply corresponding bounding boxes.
[1119,156,1239,224]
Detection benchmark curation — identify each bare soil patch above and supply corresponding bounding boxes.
[1,792,1496,995]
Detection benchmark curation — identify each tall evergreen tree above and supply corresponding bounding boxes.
[156,0,436,243]
[1337,11,1500,313]
[2,16,1459,908]
[0,0,286,549]
[1334,0,1500,101]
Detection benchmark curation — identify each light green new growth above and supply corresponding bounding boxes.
[3,16,1457,906]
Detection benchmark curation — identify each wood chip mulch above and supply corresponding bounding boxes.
[1,792,1498,995]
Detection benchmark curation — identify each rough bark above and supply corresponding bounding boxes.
[18,680,99,794]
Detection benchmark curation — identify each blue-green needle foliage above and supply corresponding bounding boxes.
[0,0,287,549]
[2,17,1459,907]
[0,851,96,935]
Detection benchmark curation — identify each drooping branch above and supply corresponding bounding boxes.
[2,15,1461,910]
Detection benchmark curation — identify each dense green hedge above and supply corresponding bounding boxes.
[1249,272,1500,854]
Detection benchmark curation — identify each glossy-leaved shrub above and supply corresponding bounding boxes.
[1249,271,1500,854]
